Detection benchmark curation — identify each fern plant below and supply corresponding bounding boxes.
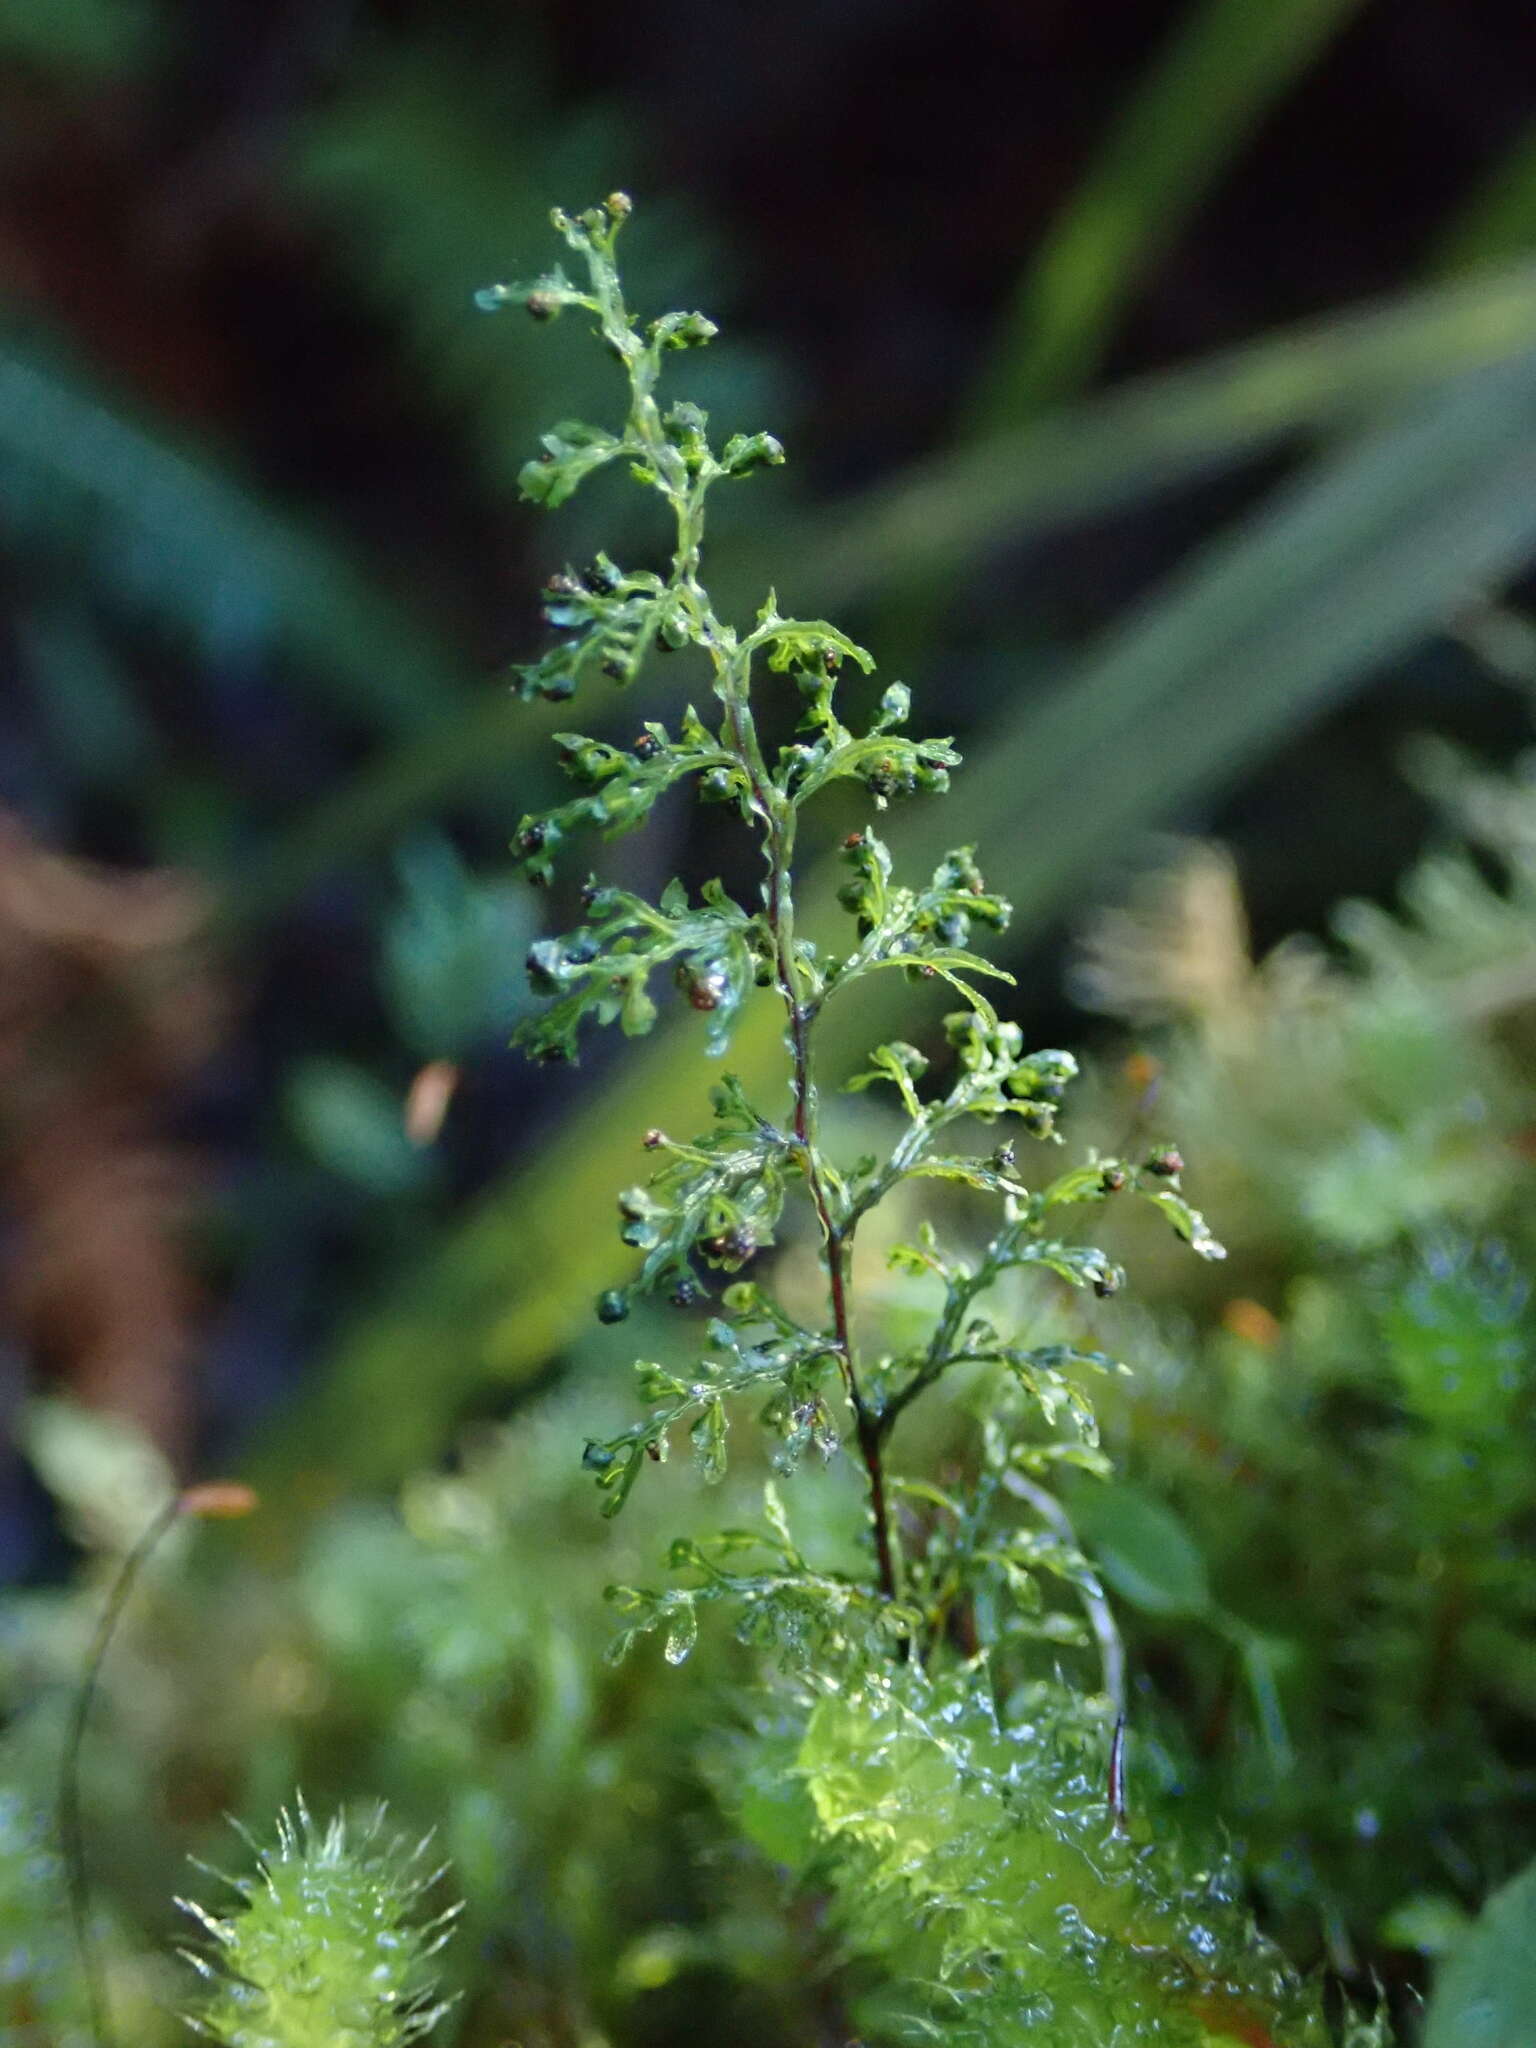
[484,194,1384,2045]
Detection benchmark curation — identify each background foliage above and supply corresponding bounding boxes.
[4,2,1536,2043]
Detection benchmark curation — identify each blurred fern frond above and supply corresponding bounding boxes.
[0,334,475,737]
[0,0,165,80]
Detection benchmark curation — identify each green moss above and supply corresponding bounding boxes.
[181,1805,456,2048]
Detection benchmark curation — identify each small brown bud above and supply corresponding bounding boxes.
[676,962,729,1011]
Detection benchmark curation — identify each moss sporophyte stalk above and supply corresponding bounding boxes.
[481,195,1387,2045]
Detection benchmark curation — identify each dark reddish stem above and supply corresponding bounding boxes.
[821,1176,899,1607]
[773,841,899,1606]
[721,683,899,1606]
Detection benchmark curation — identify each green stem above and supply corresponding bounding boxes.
[879,1198,1036,1437]
[59,1494,185,2048]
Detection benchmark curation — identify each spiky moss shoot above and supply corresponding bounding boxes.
[180,1802,458,2048]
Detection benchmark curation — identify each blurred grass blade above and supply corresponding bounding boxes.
[894,348,1536,928]
[963,0,1366,426]
[258,348,1536,1494]
[746,260,1536,617]
[0,335,476,735]
[1433,122,1536,274]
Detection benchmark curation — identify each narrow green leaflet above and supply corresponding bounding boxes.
[518,420,624,508]
[593,1076,797,1316]
[827,837,1012,1000]
[518,879,758,1062]
[1139,1184,1227,1260]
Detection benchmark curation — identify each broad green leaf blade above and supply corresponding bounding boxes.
[964,0,1367,425]
[1065,1482,1213,1621]
[746,260,1536,616]
[1426,1855,1536,2048]
[1230,1626,1297,1774]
